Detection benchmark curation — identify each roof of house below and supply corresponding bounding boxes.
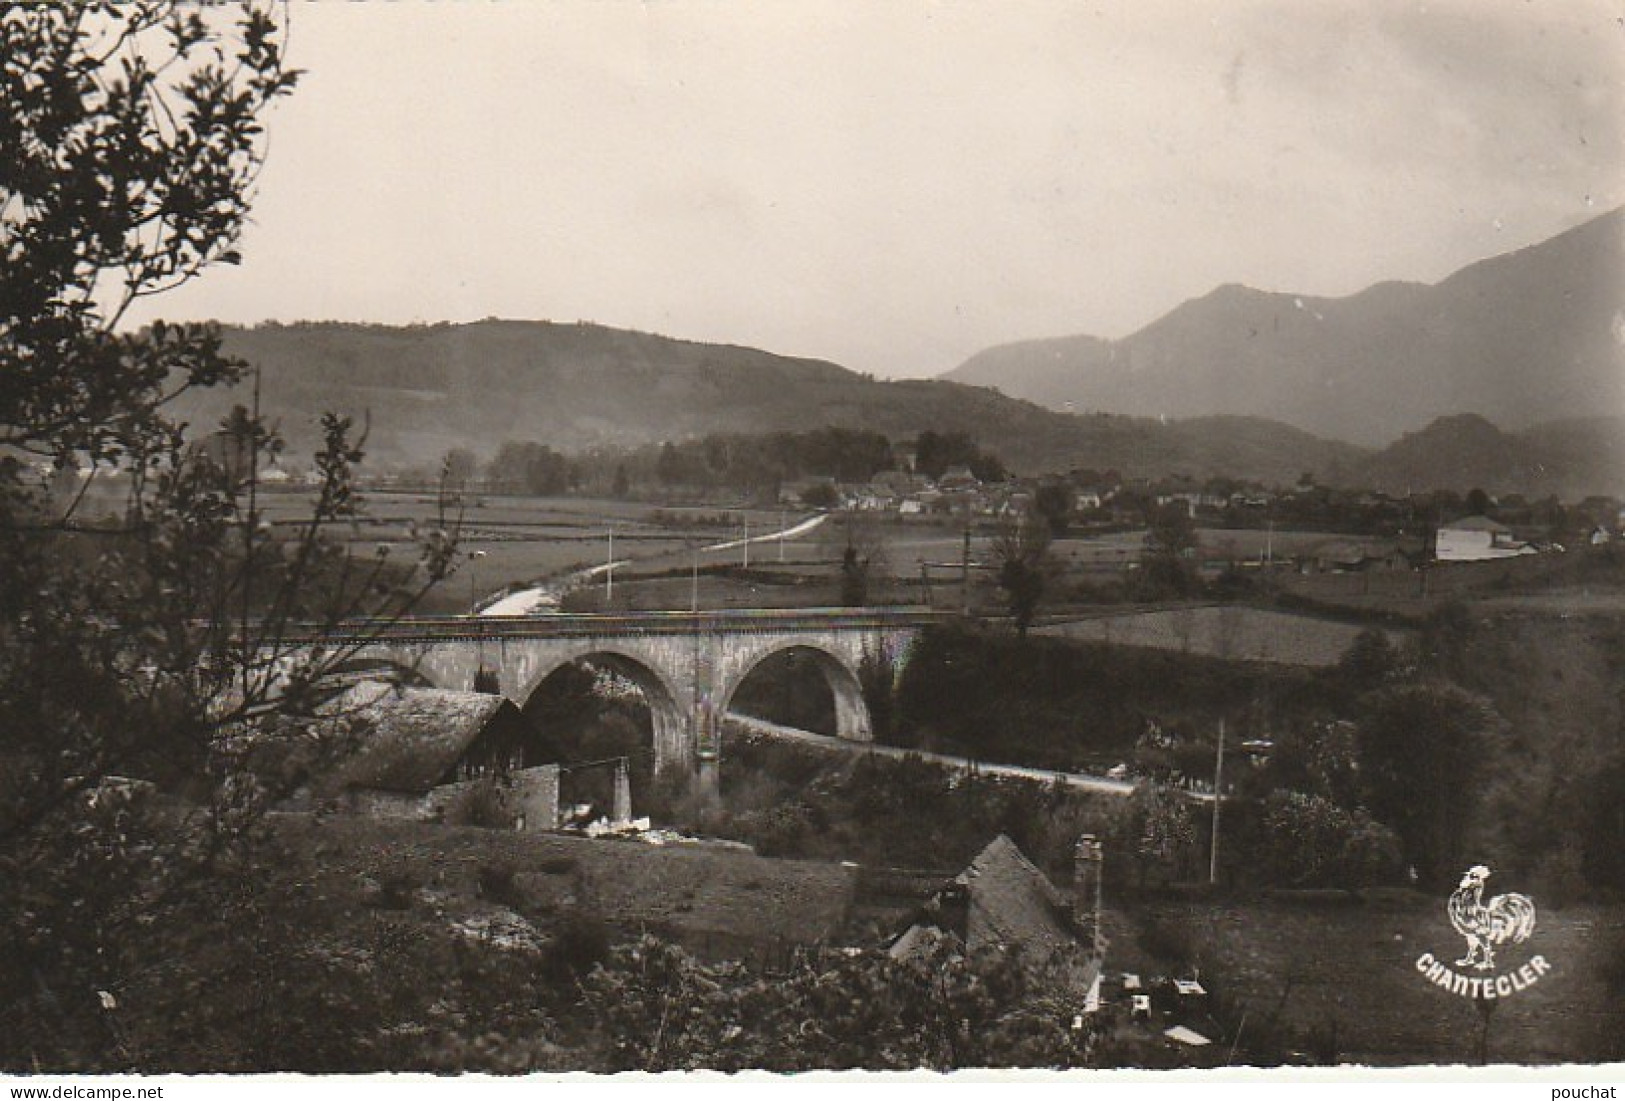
[892,834,1078,960]
[957,834,1077,956]
[1441,515,1512,533]
[1309,538,1407,564]
[324,681,517,794]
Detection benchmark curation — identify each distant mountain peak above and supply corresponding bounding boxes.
[943,208,1625,447]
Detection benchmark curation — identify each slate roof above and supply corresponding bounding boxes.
[324,681,517,794]
[956,834,1077,956]
[892,834,1078,960]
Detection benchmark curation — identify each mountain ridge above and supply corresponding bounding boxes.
[943,208,1625,446]
[165,318,1368,487]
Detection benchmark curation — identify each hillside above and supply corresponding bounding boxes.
[168,319,1366,484]
[1345,413,1625,498]
[945,208,1625,446]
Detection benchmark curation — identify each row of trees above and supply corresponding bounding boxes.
[444,426,1015,502]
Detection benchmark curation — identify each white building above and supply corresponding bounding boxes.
[1435,516,1537,562]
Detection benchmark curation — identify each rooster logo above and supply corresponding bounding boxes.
[1448,865,1536,972]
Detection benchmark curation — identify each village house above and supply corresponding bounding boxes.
[889,834,1105,991]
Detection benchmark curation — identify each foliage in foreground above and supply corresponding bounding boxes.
[0,4,464,1069]
[581,931,1095,1072]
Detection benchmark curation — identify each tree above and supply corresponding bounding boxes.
[1033,482,1074,538]
[1578,754,1625,891]
[656,441,683,487]
[825,513,888,607]
[991,511,1051,637]
[1259,790,1402,888]
[485,440,570,495]
[441,447,478,492]
[1356,682,1504,886]
[611,462,630,499]
[1338,628,1401,692]
[0,6,456,1069]
[914,430,1006,483]
[800,481,839,510]
[1118,782,1197,888]
[1139,501,1200,598]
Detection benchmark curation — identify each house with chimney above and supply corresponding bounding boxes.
[888,834,1105,992]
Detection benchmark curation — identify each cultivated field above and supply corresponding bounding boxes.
[258,489,817,614]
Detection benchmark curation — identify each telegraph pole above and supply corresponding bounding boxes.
[961,525,972,615]
[606,526,614,604]
[742,514,750,568]
[1210,717,1226,885]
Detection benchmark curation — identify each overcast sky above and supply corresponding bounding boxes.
[124,0,1625,378]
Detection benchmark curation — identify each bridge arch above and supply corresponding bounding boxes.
[721,642,871,742]
[513,647,688,776]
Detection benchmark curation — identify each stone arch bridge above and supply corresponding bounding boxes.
[280,608,944,778]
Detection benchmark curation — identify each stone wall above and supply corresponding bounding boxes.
[339,764,560,832]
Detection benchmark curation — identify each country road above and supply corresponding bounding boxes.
[724,712,1154,799]
[479,513,831,617]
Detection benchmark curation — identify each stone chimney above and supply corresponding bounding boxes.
[931,881,971,943]
[1072,834,1104,955]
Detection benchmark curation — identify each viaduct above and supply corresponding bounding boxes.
[279,608,945,780]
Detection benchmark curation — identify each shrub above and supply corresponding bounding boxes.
[477,861,522,908]
[543,911,612,983]
[445,776,513,829]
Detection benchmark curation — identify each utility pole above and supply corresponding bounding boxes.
[742,514,750,569]
[606,526,614,604]
[961,525,972,615]
[241,362,261,701]
[779,509,786,562]
[1210,717,1226,885]
[469,549,489,684]
[468,549,487,613]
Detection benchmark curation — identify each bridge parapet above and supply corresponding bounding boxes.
[280,606,952,645]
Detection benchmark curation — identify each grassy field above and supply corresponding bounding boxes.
[1036,606,1406,667]
[1108,892,1625,1066]
[270,811,857,960]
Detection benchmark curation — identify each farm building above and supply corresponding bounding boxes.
[1298,538,1415,574]
[319,681,560,829]
[1435,515,1537,562]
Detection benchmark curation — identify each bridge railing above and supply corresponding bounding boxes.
[273,605,957,643]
